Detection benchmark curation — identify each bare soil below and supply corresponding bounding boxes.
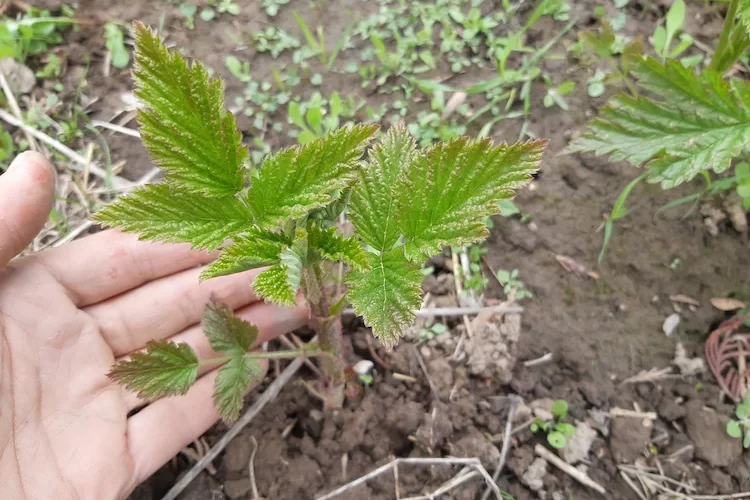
[38,0,750,498]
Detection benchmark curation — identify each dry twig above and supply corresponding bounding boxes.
[316,457,503,500]
[0,69,37,151]
[481,395,520,500]
[0,108,130,188]
[534,444,606,495]
[248,437,261,500]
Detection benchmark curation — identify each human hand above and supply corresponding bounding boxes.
[0,152,308,500]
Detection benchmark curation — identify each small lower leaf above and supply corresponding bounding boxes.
[203,300,259,357]
[108,340,199,399]
[213,355,264,422]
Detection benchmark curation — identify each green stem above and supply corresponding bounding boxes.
[198,345,331,367]
[710,0,740,72]
[301,264,347,394]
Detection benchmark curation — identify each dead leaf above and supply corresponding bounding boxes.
[555,255,599,280]
[669,294,700,307]
[440,91,467,120]
[662,313,680,337]
[710,297,746,311]
[673,342,705,376]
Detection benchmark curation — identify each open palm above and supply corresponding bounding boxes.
[0,152,307,500]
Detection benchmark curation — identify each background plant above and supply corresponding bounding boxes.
[569,0,750,261]
[531,399,576,449]
[727,392,750,448]
[95,22,546,419]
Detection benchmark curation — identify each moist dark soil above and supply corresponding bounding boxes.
[36,0,750,498]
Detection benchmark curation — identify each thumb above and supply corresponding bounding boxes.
[0,151,55,267]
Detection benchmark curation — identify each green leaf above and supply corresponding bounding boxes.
[213,355,263,422]
[246,124,378,228]
[279,238,306,294]
[105,23,130,69]
[308,225,368,269]
[347,249,423,347]
[94,183,252,251]
[727,420,743,439]
[396,137,545,260]
[201,229,290,280]
[569,57,750,188]
[132,21,247,196]
[202,300,259,356]
[551,399,569,418]
[253,264,297,306]
[737,402,750,419]
[547,431,567,449]
[108,340,198,399]
[739,0,750,37]
[349,124,420,252]
[557,422,576,437]
[744,430,750,449]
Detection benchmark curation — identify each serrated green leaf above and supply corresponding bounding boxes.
[347,249,423,347]
[308,225,368,269]
[253,264,297,306]
[349,124,419,252]
[396,137,544,261]
[203,300,259,356]
[569,57,750,188]
[738,0,750,37]
[213,355,264,422]
[132,21,247,196]
[246,124,378,228]
[95,183,252,251]
[200,229,290,279]
[279,238,306,293]
[108,340,198,399]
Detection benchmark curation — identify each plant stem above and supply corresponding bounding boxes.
[301,264,347,404]
[198,345,330,367]
[710,0,740,72]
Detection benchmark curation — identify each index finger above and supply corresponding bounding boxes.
[33,230,215,307]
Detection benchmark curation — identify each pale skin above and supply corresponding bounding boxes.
[0,152,308,500]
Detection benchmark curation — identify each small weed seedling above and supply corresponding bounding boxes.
[496,268,532,300]
[531,399,576,449]
[104,22,130,69]
[0,7,76,62]
[727,392,750,448]
[419,322,448,344]
[287,91,358,144]
[543,78,576,111]
[95,22,546,421]
[262,0,290,17]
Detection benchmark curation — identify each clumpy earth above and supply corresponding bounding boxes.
[27,0,750,497]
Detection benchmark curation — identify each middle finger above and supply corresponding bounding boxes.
[86,264,263,357]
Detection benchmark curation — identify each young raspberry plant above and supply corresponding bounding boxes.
[96,22,546,421]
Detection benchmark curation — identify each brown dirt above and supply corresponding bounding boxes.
[34,0,750,498]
